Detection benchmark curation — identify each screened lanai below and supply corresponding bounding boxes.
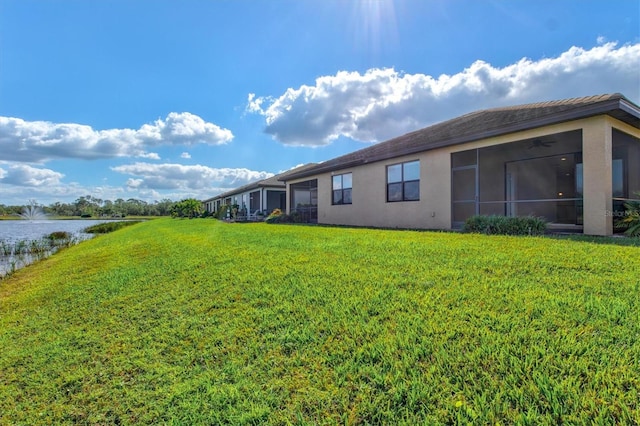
[451,128,640,231]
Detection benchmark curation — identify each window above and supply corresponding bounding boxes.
[332,173,352,205]
[387,160,420,202]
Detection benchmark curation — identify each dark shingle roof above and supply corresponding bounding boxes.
[283,93,640,181]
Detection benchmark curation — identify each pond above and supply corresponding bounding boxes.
[0,219,109,277]
[0,219,109,242]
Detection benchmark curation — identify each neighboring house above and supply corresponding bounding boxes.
[202,163,318,217]
[281,94,640,236]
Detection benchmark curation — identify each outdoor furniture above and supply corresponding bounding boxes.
[247,210,262,221]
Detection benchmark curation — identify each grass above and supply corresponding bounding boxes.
[0,219,638,425]
[549,233,640,247]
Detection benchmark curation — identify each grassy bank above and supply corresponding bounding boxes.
[1,219,638,424]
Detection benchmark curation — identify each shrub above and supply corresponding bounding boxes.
[44,232,77,250]
[464,215,547,236]
[265,208,285,223]
[289,211,305,223]
[266,213,292,224]
[84,221,141,234]
[47,231,72,241]
[215,205,229,220]
[622,194,640,237]
[229,204,240,220]
[265,211,310,224]
[170,198,203,219]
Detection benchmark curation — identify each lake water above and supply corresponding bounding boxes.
[0,219,108,242]
[0,219,109,277]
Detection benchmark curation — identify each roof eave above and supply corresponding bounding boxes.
[618,97,640,122]
[209,181,286,201]
[278,159,365,182]
[282,98,640,182]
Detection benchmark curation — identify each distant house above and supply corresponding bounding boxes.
[203,164,317,217]
[281,94,640,236]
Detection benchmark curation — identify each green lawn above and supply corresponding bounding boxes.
[1,219,638,425]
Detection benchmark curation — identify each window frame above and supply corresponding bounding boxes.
[332,172,353,205]
[386,160,420,202]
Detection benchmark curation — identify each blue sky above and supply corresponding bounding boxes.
[1,0,639,206]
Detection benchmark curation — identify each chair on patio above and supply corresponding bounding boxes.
[247,210,262,221]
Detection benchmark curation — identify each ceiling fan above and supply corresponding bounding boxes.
[528,139,556,149]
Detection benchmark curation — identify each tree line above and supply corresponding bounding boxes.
[0,196,178,217]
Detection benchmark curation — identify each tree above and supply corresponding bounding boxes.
[74,196,100,216]
[1,197,176,218]
[171,198,203,219]
[154,199,176,216]
[125,198,147,216]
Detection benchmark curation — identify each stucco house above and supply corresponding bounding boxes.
[203,175,286,218]
[203,163,317,217]
[281,94,640,236]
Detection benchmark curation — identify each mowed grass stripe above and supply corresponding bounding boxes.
[0,218,638,425]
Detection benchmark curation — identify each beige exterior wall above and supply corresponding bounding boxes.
[307,150,452,229]
[286,114,639,235]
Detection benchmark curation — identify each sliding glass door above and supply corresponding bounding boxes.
[504,154,582,225]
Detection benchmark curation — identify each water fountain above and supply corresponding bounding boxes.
[18,201,48,221]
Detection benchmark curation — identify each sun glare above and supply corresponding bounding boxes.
[350,0,399,56]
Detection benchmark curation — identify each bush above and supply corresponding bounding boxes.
[622,195,640,237]
[84,221,141,234]
[265,208,285,223]
[464,215,547,236]
[265,213,292,224]
[170,198,203,219]
[215,205,229,220]
[47,231,72,241]
[289,211,305,223]
[265,212,310,224]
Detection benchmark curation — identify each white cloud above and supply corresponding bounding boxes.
[0,160,274,206]
[0,164,64,186]
[111,162,274,191]
[0,164,124,207]
[0,161,247,206]
[180,152,191,159]
[142,152,162,160]
[125,178,144,189]
[246,93,269,114]
[278,163,306,173]
[248,42,640,146]
[0,112,233,163]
